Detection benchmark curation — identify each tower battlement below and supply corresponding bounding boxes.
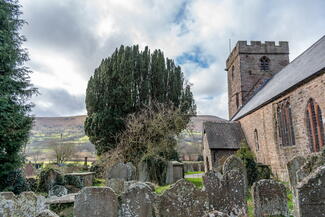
[226,41,289,69]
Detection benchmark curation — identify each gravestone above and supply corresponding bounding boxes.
[223,155,247,196]
[39,168,63,192]
[107,162,136,181]
[165,161,184,184]
[74,187,118,217]
[287,156,305,189]
[106,178,125,195]
[138,161,149,182]
[49,185,68,197]
[203,170,247,216]
[253,179,288,217]
[156,179,209,217]
[0,191,47,217]
[296,165,325,217]
[120,182,156,217]
[24,162,36,178]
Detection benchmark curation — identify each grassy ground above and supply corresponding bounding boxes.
[184,171,204,175]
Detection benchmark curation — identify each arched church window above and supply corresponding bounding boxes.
[235,93,239,109]
[260,56,270,71]
[231,65,235,79]
[276,98,295,146]
[254,129,259,151]
[306,98,325,152]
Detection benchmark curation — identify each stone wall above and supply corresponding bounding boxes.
[239,72,325,181]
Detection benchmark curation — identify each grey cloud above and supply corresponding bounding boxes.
[32,88,85,117]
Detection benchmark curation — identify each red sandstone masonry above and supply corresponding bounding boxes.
[239,72,325,181]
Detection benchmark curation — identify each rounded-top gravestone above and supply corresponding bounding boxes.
[107,162,136,181]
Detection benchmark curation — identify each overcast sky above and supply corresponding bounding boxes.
[20,0,325,119]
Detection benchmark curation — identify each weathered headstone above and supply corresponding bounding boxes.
[203,170,247,216]
[106,178,125,195]
[120,183,156,217]
[65,172,95,187]
[107,162,136,181]
[24,162,36,178]
[36,210,59,217]
[49,185,68,197]
[287,156,305,190]
[138,161,150,182]
[156,179,209,217]
[74,187,118,217]
[296,165,325,217]
[223,155,247,196]
[165,161,184,184]
[253,179,288,217]
[0,191,47,217]
[39,168,63,192]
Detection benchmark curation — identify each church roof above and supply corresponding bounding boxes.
[203,122,245,149]
[232,35,325,121]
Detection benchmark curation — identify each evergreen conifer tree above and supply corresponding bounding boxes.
[85,45,196,154]
[0,0,37,192]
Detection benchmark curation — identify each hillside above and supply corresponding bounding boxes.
[26,115,227,162]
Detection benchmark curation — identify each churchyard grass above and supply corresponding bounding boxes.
[184,171,204,175]
[93,178,106,186]
[185,177,203,188]
[155,185,171,194]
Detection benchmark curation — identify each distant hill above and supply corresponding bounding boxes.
[26,115,227,162]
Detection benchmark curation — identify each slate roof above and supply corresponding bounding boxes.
[203,122,245,149]
[232,35,325,121]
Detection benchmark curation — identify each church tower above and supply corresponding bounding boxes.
[226,41,289,119]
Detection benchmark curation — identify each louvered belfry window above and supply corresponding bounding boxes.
[277,98,295,146]
[306,98,325,152]
[260,56,270,71]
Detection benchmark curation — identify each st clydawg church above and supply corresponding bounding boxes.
[203,35,325,180]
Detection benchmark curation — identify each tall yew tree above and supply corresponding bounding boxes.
[85,45,196,154]
[0,0,36,192]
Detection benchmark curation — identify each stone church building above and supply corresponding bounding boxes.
[203,35,325,180]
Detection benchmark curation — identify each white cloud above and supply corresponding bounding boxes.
[20,0,325,118]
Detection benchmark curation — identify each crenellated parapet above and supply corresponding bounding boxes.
[226,41,289,69]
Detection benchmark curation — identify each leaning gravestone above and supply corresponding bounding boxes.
[253,179,288,217]
[296,165,325,217]
[156,179,209,217]
[120,182,156,217]
[49,185,68,197]
[203,170,247,216]
[107,162,136,181]
[287,156,305,195]
[74,187,118,217]
[223,155,248,196]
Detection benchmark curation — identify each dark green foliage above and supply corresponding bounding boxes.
[256,163,272,180]
[236,142,273,186]
[142,153,168,186]
[0,169,29,194]
[85,45,196,154]
[0,0,37,193]
[236,142,258,186]
[64,175,83,189]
